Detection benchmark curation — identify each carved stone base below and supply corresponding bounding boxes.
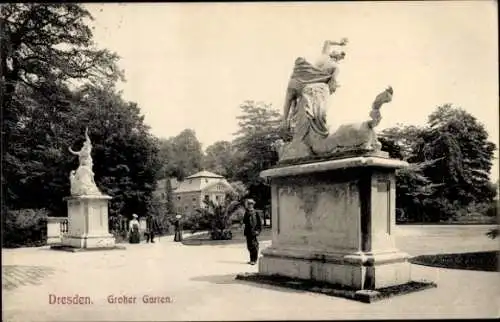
[278,149,389,167]
[259,248,411,289]
[61,234,116,249]
[61,195,116,249]
[259,155,418,290]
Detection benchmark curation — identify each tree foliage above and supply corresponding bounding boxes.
[420,105,496,207]
[1,4,162,248]
[71,86,162,217]
[203,140,236,178]
[380,105,496,222]
[379,125,441,221]
[157,129,203,181]
[164,177,175,214]
[187,181,248,240]
[1,4,124,213]
[0,4,122,90]
[232,100,291,207]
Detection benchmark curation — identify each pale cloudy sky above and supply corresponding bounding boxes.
[85,1,499,180]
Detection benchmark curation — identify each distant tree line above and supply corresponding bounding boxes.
[159,102,498,225]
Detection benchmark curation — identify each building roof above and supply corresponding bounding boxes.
[185,170,224,179]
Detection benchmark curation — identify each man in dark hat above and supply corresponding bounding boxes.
[242,199,262,265]
[145,214,162,243]
[173,214,183,242]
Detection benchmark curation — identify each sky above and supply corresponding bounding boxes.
[85,1,499,181]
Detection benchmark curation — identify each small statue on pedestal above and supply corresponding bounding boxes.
[68,127,102,196]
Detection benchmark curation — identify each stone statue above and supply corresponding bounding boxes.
[276,39,394,162]
[282,38,348,132]
[68,127,101,196]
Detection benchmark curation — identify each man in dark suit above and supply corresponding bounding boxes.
[242,199,262,265]
[173,214,183,242]
[145,214,161,243]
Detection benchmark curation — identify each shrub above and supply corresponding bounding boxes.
[2,208,50,248]
[210,230,233,240]
[485,201,499,218]
[187,198,245,240]
[487,228,499,239]
[184,210,211,233]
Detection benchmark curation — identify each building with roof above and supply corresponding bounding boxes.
[153,177,180,202]
[155,171,234,215]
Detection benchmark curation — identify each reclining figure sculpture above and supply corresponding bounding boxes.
[276,38,393,162]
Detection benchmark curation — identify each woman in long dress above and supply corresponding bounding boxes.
[129,214,141,244]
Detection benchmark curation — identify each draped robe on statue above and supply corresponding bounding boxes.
[287,57,333,143]
[280,57,386,161]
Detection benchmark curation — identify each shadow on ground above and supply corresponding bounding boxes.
[189,273,305,294]
[410,251,499,272]
[218,260,249,265]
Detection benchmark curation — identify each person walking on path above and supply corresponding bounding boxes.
[128,214,141,244]
[145,214,162,243]
[242,199,262,265]
[173,215,183,242]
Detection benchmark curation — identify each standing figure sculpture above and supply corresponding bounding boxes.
[68,127,102,196]
[278,38,394,161]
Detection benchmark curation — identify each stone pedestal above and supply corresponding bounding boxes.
[46,217,67,245]
[258,155,412,290]
[61,195,116,249]
[46,218,61,245]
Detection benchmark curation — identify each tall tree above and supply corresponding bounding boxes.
[165,177,174,214]
[1,4,122,212]
[203,140,236,178]
[71,86,162,217]
[416,105,496,219]
[232,100,291,208]
[379,125,442,222]
[157,137,175,179]
[167,129,203,181]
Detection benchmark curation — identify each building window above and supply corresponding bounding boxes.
[204,195,209,201]
[215,195,220,201]
[192,197,196,202]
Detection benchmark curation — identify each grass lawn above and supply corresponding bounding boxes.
[410,251,499,272]
[182,226,272,245]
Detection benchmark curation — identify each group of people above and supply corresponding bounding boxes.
[124,198,263,266]
[127,214,183,244]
